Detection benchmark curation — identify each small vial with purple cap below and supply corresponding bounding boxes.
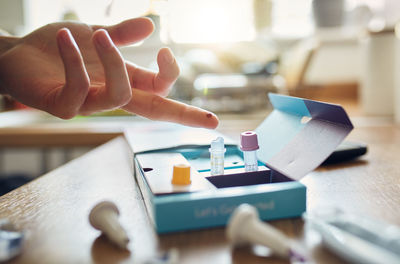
[240,131,259,172]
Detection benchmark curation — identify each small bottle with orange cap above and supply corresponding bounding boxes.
[171,164,191,185]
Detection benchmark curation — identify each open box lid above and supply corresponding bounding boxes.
[255,93,353,181]
[125,93,353,181]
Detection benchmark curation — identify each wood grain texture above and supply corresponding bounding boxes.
[1,112,400,263]
[0,128,120,147]
[0,137,157,264]
[0,110,135,147]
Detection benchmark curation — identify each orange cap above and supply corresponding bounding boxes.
[172,164,191,185]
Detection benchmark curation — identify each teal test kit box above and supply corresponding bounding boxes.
[125,94,354,233]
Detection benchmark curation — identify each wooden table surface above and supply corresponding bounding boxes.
[0,110,134,147]
[0,104,399,263]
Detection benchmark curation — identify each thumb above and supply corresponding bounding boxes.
[93,17,154,47]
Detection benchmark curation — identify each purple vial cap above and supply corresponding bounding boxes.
[240,131,259,151]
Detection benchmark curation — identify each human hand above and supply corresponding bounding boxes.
[0,18,219,129]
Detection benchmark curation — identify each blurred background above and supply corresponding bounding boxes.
[0,0,400,191]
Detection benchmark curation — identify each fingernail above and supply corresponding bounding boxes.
[59,28,80,51]
[95,30,112,49]
[60,30,69,44]
[59,28,71,44]
[163,48,175,64]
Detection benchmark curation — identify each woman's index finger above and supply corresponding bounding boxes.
[122,89,219,129]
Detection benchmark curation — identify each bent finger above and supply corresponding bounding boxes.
[154,47,180,96]
[55,28,90,118]
[93,17,154,46]
[126,48,179,97]
[84,29,131,111]
[122,89,219,129]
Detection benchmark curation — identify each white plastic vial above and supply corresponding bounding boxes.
[243,150,258,172]
[209,137,226,175]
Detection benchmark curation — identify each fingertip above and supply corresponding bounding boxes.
[119,17,155,33]
[56,27,82,58]
[57,27,68,36]
[92,28,108,39]
[56,27,72,45]
[158,47,175,64]
[204,112,219,129]
[103,17,155,46]
[188,108,219,129]
[92,29,113,49]
[138,17,155,33]
[156,47,180,82]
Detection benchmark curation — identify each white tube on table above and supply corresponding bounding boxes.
[209,137,226,175]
